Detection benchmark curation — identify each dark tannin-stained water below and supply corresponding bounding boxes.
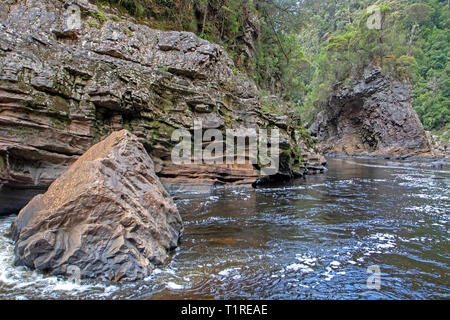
[0,157,448,299]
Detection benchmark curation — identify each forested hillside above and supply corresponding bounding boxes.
[98,0,449,135]
[295,0,449,135]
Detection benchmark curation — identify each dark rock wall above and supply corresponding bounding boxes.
[311,66,432,157]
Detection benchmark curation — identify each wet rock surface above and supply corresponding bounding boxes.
[11,130,183,281]
[0,0,322,211]
[311,66,434,158]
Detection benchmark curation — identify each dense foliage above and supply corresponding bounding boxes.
[99,0,448,132]
[295,0,449,131]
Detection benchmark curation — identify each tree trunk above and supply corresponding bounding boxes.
[407,24,418,56]
[202,3,208,35]
[220,15,225,38]
[262,8,289,63]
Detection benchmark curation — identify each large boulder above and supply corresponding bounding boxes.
[311,65,433,157]
[11,129,183,281]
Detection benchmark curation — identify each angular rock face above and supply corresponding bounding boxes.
[311,66,432,157]
[0,0,322,211]
[11,130,183,281]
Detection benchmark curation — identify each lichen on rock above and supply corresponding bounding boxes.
[0,0,323,211]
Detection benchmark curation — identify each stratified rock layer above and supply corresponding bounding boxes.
[11,130,183,281]
[0,0,323,212]
[311,66,432,157]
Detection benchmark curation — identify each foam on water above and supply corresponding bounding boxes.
[0,215,122,299]
[218,267,241,277]
[166,281,184,290]
[285,263,314,273]
[0,157,448,299]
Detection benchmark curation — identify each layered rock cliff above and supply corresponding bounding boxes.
[0,0,324,214]
[310,66,433,158]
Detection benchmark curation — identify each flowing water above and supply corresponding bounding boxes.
[0,157,448,299]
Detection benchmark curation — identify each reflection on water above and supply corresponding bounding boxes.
[0,157,449,299]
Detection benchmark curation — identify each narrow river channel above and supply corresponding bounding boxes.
[0,157,448,299]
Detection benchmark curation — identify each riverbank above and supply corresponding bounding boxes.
[324,152,450,163]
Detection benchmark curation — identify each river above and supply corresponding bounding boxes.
[0,157,448,299]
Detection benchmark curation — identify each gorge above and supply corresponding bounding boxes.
[0,0,448,300]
